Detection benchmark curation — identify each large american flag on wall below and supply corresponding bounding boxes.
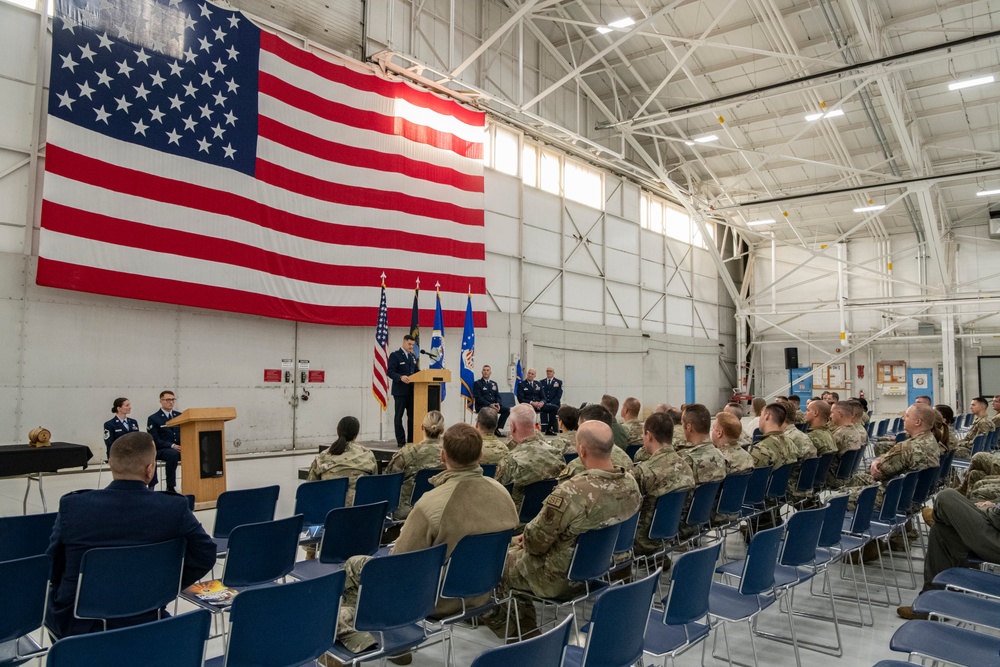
[40,0,487,328]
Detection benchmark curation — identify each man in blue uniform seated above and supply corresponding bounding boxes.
[146,390,181,492]
[473,365,509,435]
[538,367,563,435]
[46,431,216,638]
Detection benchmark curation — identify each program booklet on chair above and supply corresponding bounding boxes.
[183,580,238,608]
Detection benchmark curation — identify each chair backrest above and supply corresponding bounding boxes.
[778,506,825,568]
[834,449,861,480]
[812,452,836,490]
[765,463,793,501]
[581,568,660,667]
[612,512,641,556]
[498,392,516,409]
[481,463,498,479]
[952,415,962,431]
[894,471,920,518]
[625,444,642,461]
[46,609,211,667]
[213,485,280,539]
[222,515,304,588]
[938,452,955,485]
[874,476,905,523]
[318,501,388,565]
[469,614,572,667]
[0,512,57,562]
[686,479,723,528]
[354,473,403,515]
[848,485,878,533]
[0,554,50,644]
[818,495,849,549]
[971,435,987,456]
[354,543,447,632]
[715,471,752,516]
[911,466,940,508]
[567,523,620,583]
[738,525,783,595]
[795,458,821,493]
[662,543,721,625]
[795,423,808,433]
[76,539,184,621]
[563,453,579,465]
[519,478,558,524]
[440,529,514,600]
[648,488,688,542]
[752,428,762,443]
[294,478,348,527]
[964,413,974,428]
[876,419,889,437]
[741,466,772,506]
[894,432,907,443]
[891,417,903,433]
[410,468,442,507]
[224,571,346,667]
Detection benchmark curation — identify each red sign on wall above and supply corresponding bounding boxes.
[308,370,325,383]
[263,369,282,382]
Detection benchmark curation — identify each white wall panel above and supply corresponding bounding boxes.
[523,225,561,266]
[606,247,639,284]
[485,171,521,218]
[484,211,519,257]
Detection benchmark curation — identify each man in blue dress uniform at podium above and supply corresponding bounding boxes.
[387,335,419,446]
[146,390,181,492]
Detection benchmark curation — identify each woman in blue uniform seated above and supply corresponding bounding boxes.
[103,397,139,458]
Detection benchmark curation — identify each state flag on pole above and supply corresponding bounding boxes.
[514,358,523,397]
[460,292,475,412]
[430,287,446,401]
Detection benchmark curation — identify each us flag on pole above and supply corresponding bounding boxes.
[40,0,488,328]
[372,277,389,410]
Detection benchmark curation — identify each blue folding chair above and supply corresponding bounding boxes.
[0,554,50,666]
[833,449,862,481]
[894,432,907,443]
[606,511,641,579]
[683,479,723,538]
[518,479,557,524]
[565,568,659,667]
[707,525,783,667]
[469,615,572,667]
[46,610,211,667]
[354,473,403,519]
[480,463,497,479]
[435,529,515,667]
[205,571,346,667]
[739,466,773,523]
[812,452,836,492]
[290,502,387,582]
[792,458,820,505]
[889,619,1000,667]
[625,444,642,461]
[0,513,57,562]
[933,567,1000,599]
[294,477,348,530]
[326,544,448,666]
[563,453,579,465]
[212,485,280,557]
[637,488,688,573]
[410,468,441,507]
[643,544,721,664]
[75,538,185,631]
[911,588,1000,631]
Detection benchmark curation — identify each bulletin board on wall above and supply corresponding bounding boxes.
[876,360,906,385]
[811,362,848,390]
[979,356,1000,396]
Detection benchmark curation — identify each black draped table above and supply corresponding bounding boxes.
[0,442,93,513]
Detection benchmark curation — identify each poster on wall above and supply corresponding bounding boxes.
[827,362,847,389]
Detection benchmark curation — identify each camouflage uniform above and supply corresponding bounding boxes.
[793,410,806,425]
[847,431,940,509]
[749,430,797,470]
[969,477,1000,503]
[785,424,818,498]
[737,430,752,448]
[993,414,1000,430]
[622,419,644,446]
[676,441,726,484]
[807,426,838,456]
[385,437,444,520]
[502,467,641,598]
[552,430,578,455]
[717,443,754,475]
[828,423,867,488]
[305,441,378,506]
[480,433,510,465]
[633,447,651,464]
[560,447,633,479]
[959,416,996,459]
[611,421,629,449]
[959,451,1000,497]
[496,433,566,506]
[632,448,695,554]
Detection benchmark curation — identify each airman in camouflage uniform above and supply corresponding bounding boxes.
[712,412,755,475]
[550,405,580,455]
[958,451,1000,497]
[784,420,817,499]
[386,433,444,520]
[828,401,866,488]
[553,431,578,456]
[675,404,727,484]
[622,419,644,446]
[476,408,511,465]
[305,440,378,506]
[958,397,995,459]
[500,421,641,602]
[749,403,798,470]
[632,412,695,555]
[560,446,633,478]
[496,405,565,506]
[969,477,1000,503]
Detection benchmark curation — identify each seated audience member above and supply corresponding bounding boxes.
[712,411,754,474]
[956,396,996,459]
[632,412,695,556]
[551,405,580,455]
[749,403,798,470]
[473,365,509,435]
[335,423,519,654]
[787,395,805,424]
[538,368,563,435]
[779,398,817,499]
[805,399,837,457]
[828,400,866,487]
[745,397,766,436]
[722,403,751,446]
[857,396,871,425]
[496,404,565,506]
[635,406,683,463]
[476,408,509,465]
[675,404,726,484]
[306,416,378,505]
[620,397,644,447]
[386,410,446,520]
[491,420,641,637]
[601,394,629,448]
[46,432,215,638]
[934,404,958,455]
[561,404,634,476]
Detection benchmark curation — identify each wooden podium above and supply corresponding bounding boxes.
[167,408,237,510]
[408,369,451,444]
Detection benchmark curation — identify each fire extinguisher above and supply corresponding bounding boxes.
[859,389,865,400]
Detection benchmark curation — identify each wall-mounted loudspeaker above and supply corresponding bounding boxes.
[784,347,799,370]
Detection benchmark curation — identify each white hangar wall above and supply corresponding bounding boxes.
[0,1,733,455]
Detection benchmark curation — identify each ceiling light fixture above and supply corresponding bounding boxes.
[853,205,885,213]
[746,219,776,226]
[805,109,845,121]
[976,189,1000,197]
[949,75,995,91]
[692,134,718,143]
[596,16,634,33]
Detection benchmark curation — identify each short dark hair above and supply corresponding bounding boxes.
[763,403,787,425]
[829,391,840,401]
[788,395,801,405]
[809,399,831,421]
[935,404,955,423]
[600,394,620,415]
[578,403,613,427]
[159,390,175,399]
[681,404,711,434]
[644,412,673,444]
[974,396,989,408]
[110,431,155,477]
[443,423,482,465]
[476,407,498,432]
[557,405,579,431]
[403,334,416,342]
[668,408,682,425]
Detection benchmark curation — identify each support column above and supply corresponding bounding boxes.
[942,313,957,408]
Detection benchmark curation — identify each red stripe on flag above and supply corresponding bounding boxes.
[258,116,484,193]
[41,202,487,293]
[45,146,485,260]
[36,258,489,328]
[261,32,485,130]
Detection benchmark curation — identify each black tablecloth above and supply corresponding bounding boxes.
[0,442,93,477]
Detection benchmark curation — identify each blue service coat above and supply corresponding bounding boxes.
[103,416,139,455]
[147,410,181,451]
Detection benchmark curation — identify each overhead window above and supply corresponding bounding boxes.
[564,159,603,209]
[491,125,520,177]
